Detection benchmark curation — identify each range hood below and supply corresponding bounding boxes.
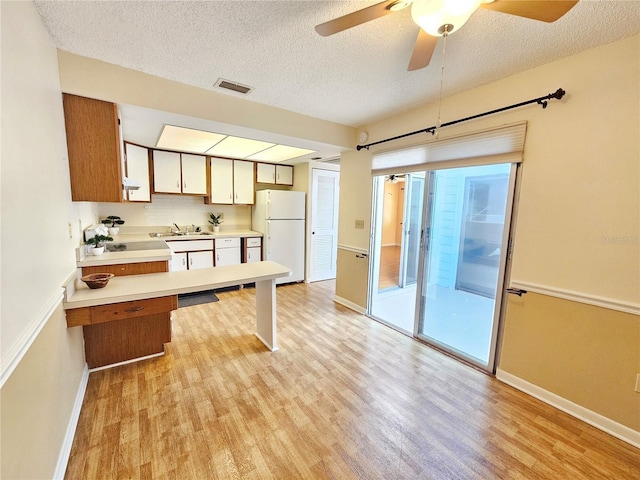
[122,177,141,191]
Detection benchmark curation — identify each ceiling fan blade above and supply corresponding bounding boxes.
[480,0,579,23]
[315,1,400,36]
[407,29,438,71]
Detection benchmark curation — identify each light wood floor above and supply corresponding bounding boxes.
[65,281,639,479]
[378,245,401,290]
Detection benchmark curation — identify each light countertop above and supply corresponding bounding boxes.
[77,229,263,267]
[64,261,291,309]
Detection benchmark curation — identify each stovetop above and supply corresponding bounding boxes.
[105,241,170,252]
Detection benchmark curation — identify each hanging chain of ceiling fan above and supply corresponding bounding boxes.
[435,24,453,139]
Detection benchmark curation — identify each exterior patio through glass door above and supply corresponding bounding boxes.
[418,163,516,369]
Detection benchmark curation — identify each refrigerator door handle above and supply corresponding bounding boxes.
[266,220,271,255]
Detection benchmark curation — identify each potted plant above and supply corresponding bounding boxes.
[208,212,223,233]
[102,215,125,235]
[85,234,113,256]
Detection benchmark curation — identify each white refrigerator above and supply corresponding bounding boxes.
[252,190,305,285]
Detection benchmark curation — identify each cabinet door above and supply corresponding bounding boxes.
[125,143,151,202]
[189,250,214,270]
[170,252,188,272]
[153,151,182,193]
[275,165,293,185]
[233,160,255,204]
[246,247,261,263]
[215,247,241,266]
[181,154,207,195]
[210,157,233,204]
[62,94,123,202]
[256,162,275,184]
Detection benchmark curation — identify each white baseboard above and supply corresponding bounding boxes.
[333,295,367,314]
[496,369,640,449]
[53,363,89,480]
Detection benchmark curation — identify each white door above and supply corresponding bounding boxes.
[170,252,188,271]
[215,247,241,266]
[233,160,255,204]
[309,169,340,282]
[266,219,305,284]
[256,163,275,183]
[266,190,305,219]
[181,154,207,195]
[246,247,261,263]
[275,165,293,185]
[153,150,181,193]
[210,157,233,204]
[125,143,150,202]
[188,250,214,270]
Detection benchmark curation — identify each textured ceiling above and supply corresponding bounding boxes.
[35,1,640,129]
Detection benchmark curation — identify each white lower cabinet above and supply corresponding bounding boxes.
[187,250,214,270]
[244,237,262,263]
[167,239,214,271]
[215,237,241,266]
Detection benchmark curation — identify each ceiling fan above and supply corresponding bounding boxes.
[315,0,579,71]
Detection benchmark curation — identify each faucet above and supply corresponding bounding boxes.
[173,223,181,234]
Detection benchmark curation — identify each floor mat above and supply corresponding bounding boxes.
[178,290,219,308]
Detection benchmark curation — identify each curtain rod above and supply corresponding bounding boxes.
[356,88,566,151]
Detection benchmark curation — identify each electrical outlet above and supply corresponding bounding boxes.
[355,220,365,229]
[635,374,640,393]
[67,222,73,239]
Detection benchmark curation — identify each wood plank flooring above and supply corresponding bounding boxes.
[65,280,639,479]
[378,245,401,290]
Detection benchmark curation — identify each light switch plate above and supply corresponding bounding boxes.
[355,220,364,229]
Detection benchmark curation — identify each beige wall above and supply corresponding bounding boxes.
[57,51,355,151]
[1,2,88,477]
[336,34,640,431]
[501,293,639,430]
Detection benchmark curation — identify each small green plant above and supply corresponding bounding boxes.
[208,212,223,226]
[101,215,125,228]
[85,234,113,248]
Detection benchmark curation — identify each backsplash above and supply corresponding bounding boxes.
[94,195,252,230]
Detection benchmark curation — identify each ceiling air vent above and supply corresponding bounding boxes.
[214,78,252,95]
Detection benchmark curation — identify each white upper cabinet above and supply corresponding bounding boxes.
[233,160,255,204]
[256,162,275,184]
[208,158,254,205]
[209,157,234,204]
[153,151,207,195]
[153,150,182,193]
[124,143,151,202]
[256,162,293,185]
[181,154,207,195]
[275,164,293,185]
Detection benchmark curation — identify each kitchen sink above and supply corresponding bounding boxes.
[148,232,213,238]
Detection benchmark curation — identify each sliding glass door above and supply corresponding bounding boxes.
[418,164,516,368]
[368,163,517,370]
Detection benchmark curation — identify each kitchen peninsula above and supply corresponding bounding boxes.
[65,237,290,369]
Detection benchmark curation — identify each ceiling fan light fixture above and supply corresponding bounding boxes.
[388,0,412,12]
[411,0,482,36]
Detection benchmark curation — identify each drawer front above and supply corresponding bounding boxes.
[215,237,240,248]
[91,295,177,325]
[82,261,168,277]
[245,237,261,247]
[166,239,214,252]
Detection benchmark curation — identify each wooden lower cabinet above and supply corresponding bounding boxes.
[66,289,177,368]
[83,313,172,369]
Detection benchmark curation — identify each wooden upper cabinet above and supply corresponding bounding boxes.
[62,93,124,202]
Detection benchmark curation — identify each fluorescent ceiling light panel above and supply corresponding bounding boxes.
[248,145,315,162]
[206,136,275,158]
[156,125,225,153]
